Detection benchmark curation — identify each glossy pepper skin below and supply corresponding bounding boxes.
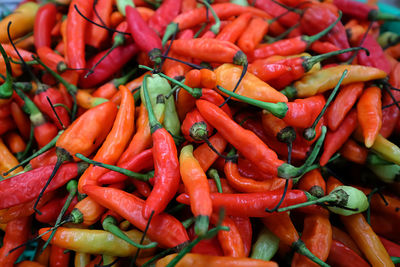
[0,216,31,267]
[83,185,189,248]
[357,34,391,74]
[34,3,57,49]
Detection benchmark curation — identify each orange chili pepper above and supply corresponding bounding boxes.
[0,137,23,178]
[193,133,228,172]
[86,0,113,49]
[180,144,212,236]
[4,131,26,155]
[237,17,269,53]
[297,169,326,197]
[357,86,382,148]
[216,12,252,43]
[332,226,363,257]
[339,139,368,164]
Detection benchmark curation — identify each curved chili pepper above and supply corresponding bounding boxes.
[0,216,31,267]
[379,236,400,258]
[39,226,156,257]
[181,109,214,142]
[333,0,400,21]
[66,0,94,70]
[78,85,135,192]
[34,3,57,49]
[297,169,326,198]
[237,17,269,53]
[254,0,299,27]
[237,157,276,181]
[215,63,288,103]
[332,226,362,256]
[248,61,291,82]
[327,240,370,267]
[4,132,26,159]
[49,245,70,267]
[86,0,113,49]
[0,162,87,209]
[37,47,68,74]
[83,185,189,248]
[357,86,382,148]
[148,0,182,35]
[0,137,23,178]
[35,194,78,224]
[320,109,358,166]
[251,227,279,261]
[281,65,387,98]
[380,88,400,138]
[327,177,394,267]
[357,34,391,74]
[230,216,252,257]
[177,190,306,217]
[192,132,228,172]
[180,145,212,236]
[187,225,224,256]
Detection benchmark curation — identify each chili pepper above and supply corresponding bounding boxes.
[310,41,341,55]
[35,194,78,224]
[78,85,135,192]
[357,86,382,148]
[0,44,14,99]
[163,95,181,143]
[79,42,139,88]
[0,2,39,43]
[181,109,214,142]
[249,13,341,61]
[66,0,94,70]
[86,0,113,49]
[297,169,326,198]
[254,0,300,27]
[187,225,224,256]
[0,192,55,224]
[0,137,23,178]
[237,17,269,53]
[339,139,368,164]
[229,216,252,257]
[157,253,278,266]
[83,185,189,248]
[0,117,15,135]
[216,12,252,43]
[300,5,351,61]
[331,226,362,256]
[215,63,287,103]
[4,132,26,159]
[0,216,31,267]
[333,0,400,21]
[379,236,400,257]
[291,213,332,267]
[193,133,228,172]
[39,227,156,257]
[209,213,245,257]
[319,109,358,166]
[357,34,391,74]
[261,111,295,144]
[380,90,400,138]
[177,189,307,217]
[74,252,90,267]
[326,82,363,131]
[370,213,400,243]
[126,5,161,65]
[327,240,370,267]
[248,61,291,82]
[164,2,271,42]
[251,227,279,261]
[34,3,57,49]
[37,47,68,74]
[92,69,138,99]
[281,65,387,98]
[148,0,182,35]
[0,162,87,209]
[327,177,394,267]
[224,149,286,192]
[180,145,212,236]
[49,245,70,267]
[237,157,276,181]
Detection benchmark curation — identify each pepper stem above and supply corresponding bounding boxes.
[162,23,179,47]
[369,10,400,21]
[264,23,300,44]
[0,43,13,99]
[303,47,368,72]
[3,131,63,176]
[216,85,288,118]
[292,239,331,267]
[202,0,221,35]
[41,180,78,252]
[302,11,342,46]
[112,68,138,87]
[207,168,223,194]
[303,70,348,141]
[142,75,163,133]
[278,126,327,179]
[14,87,46,127]
[75,153,154,181]
[195,215,210,237]
[102,216,158,249]
[139,65,203,98]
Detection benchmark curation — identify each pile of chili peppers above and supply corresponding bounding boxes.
[1,0,400,266]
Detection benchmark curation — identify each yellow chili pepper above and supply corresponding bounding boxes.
[0,2,39,43]
[281,65,387,98]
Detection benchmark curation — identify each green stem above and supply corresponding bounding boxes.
[139,65,202,98]
[116,0,135,16]
[194,23,207,38]
[52,103,71,115]
[3,130,62,176]
[75,153,153,181]
[41,180,78,252]
[142,75,163,132]
[302,11,342,45]
[216,85,288,118]
[17,125,34,162]
[166,83,183,99]
[265,23,299,44]
[207,168,222,194]
[182,217,195,229]
[392,256,400,264]
[292,240,331,267]
[303,70,347,141]
[369,10,400,21]
[0,43,13,99]
[202,0,221,35]
[102,216,158,249]
[14,81,33,92]
[13,87,45,126]
[112,68,137,87]
[162,23,179,47]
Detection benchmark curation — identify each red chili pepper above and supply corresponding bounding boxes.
[126,5,162,61]
[79,42,139,88]
[35,194,78,224]
[0,117,15,135]
[86,0,113,49]
[254,0,300,27]
[357,34,391,74]
[300,5,351,61]
[310,41,340,55]
[248,61,291,82]
[66,0,94,70]
[0,162,87,209]
[230,216,252,257]
[181,109,214,142]
[297,169,326,197]
[333,0,400,21]
[83,185,189,248]
[37,47,68,74]
[33,3,57,49]
[327,240,370,267]
[49,245,70,267]
[379,236,400,257]
[187,225,224,256]
[237,157,276,181]
[0,216,31,267]
[320,109,358,166]
[148,0,182,35]
[216,12,252,43]
[177,190,307,217]
[339,139,368,164]
[193,133,228,172]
